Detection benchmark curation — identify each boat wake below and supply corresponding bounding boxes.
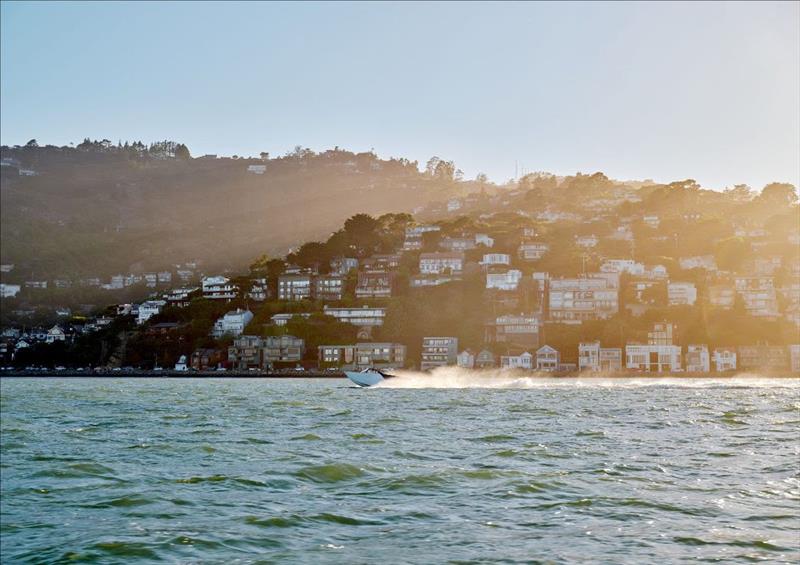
[374,367,800,389]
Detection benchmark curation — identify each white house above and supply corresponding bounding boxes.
[211,309,254,338]
[518,243,549,261]
[323,305,386,326]
[679,255,717,271]
[600,259,645,276]
[202,276,238,300]
[45,325,66,344]
[667,282,697,306]
[500,351,533,370]
[137,300,167,325]
[419,252,464,275]
[578,342,622,371]
[548,276,619,322]
[271,312,312,326]
[486,269,522,291]
[475,234,495,247]
[713,348,737,372]
[247,164,267,174]
[685,345,710,372]
[626,344,681,372]
[575,234,599,248]
[481,253,511,267]
[535,345,560,371]
[0,283,21,298]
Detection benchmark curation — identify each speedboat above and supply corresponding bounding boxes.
[344,368,395,387]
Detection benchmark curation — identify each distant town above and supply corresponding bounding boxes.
[1,150,799,374]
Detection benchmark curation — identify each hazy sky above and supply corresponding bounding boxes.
[1,1,798,189]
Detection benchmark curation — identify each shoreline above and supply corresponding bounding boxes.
[1,370,798,379]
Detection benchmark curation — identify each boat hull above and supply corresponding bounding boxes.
[345,370,387,387]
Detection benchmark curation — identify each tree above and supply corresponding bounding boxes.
[476,172,488,184]
[174,143,191,160]
[724,184,754,202]
[25,139,38,148]
[758,183,798,207]
[259,152,270,161]
[343,214,381,256]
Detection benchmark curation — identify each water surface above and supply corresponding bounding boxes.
[1,377,798,563]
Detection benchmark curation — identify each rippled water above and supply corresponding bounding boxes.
[1,376,799,564]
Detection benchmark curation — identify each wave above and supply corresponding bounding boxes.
[374,367,800,389]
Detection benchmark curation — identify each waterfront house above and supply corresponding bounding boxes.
[45,325,66,344]
[263,335,305,366]
[500,351,533,370]
[535,345,560,372]
[713,347,737,372]
[211,309,253,338]
[736,345,788,371]
[578,342,622,371]
[475,349,496,368]
[685,345,710,372]
[625,344,681,372]
[191,348,224,371]
[228,335,264,370]
[421,337,458,370]
[457,349,475,369]
[318,343,405,370]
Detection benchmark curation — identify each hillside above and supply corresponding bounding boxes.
[0,142,467,280]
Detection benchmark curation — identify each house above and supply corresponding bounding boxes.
[548,276,619,322]
[736,346,788,371]
[263,335,305,366]
[315,275,345,301]
[600,259,644,276]
[403,225,441,250]
[685,345,710,372]
[480,253,510,267]
[271,312,312,326]
[174,355,188,371]
[0,284,21,298]
[248,283,269,302]
[789,345,800,373]
[323,305,386,327]
[447,198,463,212]
[25,280,48,289]
[475,234,494,248]
[228,335,264,370]
[419,252,464,275]
[440,237,476,252]
[144,273,158,287]
[734,277,779,318]
[165,287,198,307]
[247,164,266,174]
[330,257,359,275]
[356,271,396,299]
[278,274,313,301]
[668,282,697,306]
[191,348,224,371]
[535,345,560,372]
[157,271,172,283]
[486,269,522,291]
[643,265,669,280]
[362,254,401,272]
[501,351,533,370]
[518,242,549,261]
[201,276,238,300]
[626,344,682,372]
[713,348,737,372]
[411,274,459,287]
[147,322,182,336]
[211,309,253,338]
[457,349,475,368]
[575,234,599,248]
[45,325,66,344]
[625,323,681,372]
[643,215,660,228]
[318,343,405,370]
[421,337,458,370]
[485,314,540,349]
[709,285,736,308]
[475,349,496,368]
[137,300,166,325]
[679,255,717,271]
[578,342,622,371]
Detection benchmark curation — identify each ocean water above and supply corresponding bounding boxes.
[1,375,798,564]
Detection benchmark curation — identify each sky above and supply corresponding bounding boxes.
[1,1,798,189]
